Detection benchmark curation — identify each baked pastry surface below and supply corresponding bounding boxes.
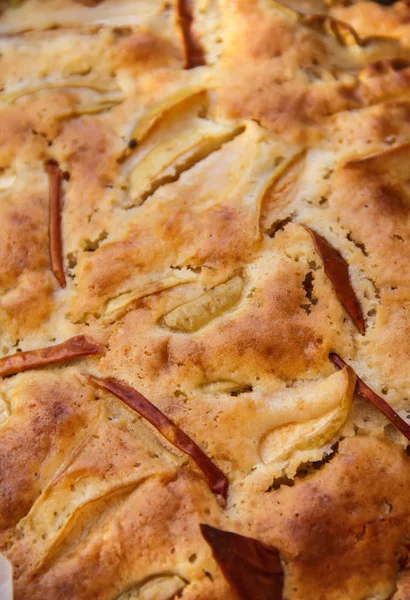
[1,0,410,598]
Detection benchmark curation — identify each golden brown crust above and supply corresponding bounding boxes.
[243,436,410,600]
[0,1,410,599]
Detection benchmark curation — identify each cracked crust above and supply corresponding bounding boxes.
[0,0,410,599]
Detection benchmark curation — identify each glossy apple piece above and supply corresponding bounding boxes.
[330,353,410,441]
[46,161,66,288]
[304,226,365,334]
[200,524,283,600]
[86,375,229,504]
[302,15,363,46]
[0,336,100,378]
[177,0,206,69]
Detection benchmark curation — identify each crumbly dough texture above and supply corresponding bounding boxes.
[1,0,410,598]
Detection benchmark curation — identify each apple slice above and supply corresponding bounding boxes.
[330,353,410,441]
[161,276,243,333]
[86,375,229,504]
[128,122,243,206]
[0,336,100,378]
[0,84,123,117]
[122,86,205,159]
[117,575,186,600]
[46,161,66,288]
[270,0,300,20]
[260,367,356,466]
[104,274,197,321]
[304,226,365,334]
[200,524,283,600]
[302,15,363,46]
[0,80,121,104]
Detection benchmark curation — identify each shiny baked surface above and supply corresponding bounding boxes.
[0,0,410,598]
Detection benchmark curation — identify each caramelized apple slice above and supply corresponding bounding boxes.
[0,336,100,378]
[176,0,206,69]
[270,5,364,49]
[330,353,410,441]
[46,161,66,288]
[301,15,402,68]
[162,276,243,333]
[0,85,123,117]
[304,226,365,334]
[129,122,242,205]
[200,524,283,600]
[260,367,356,466]
[302,15,363,46]
[86,375,229,504]
[104,274,196,321]
[269,0,300,20]
[61,92,124,116]
[0,81,122,104]
[122,86,205,158]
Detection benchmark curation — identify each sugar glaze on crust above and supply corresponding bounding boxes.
[1,0,410,598]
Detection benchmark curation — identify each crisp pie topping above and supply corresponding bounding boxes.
[87,374,229,504]
[1,0,410,599]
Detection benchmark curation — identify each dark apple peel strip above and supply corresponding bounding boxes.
[86,375,229,504]
[46,161,66,288]
[304,226,365,334]
[330,353,410,441]
[177,0,206,69]
[200,524,284,600]
[0,336,101,378]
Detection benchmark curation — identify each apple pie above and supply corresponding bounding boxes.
[0,0,410,598]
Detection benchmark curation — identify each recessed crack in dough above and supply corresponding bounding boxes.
[82,230,108,252]
[346,231,368,257]
[300,271,318,315]
[266,215,294,239]
[265,442,339,492]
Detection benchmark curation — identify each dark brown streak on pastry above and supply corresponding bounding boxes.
[72,0,104,5]
[86,375,229,504]
[200,524,284,600]
[302,15,364,47]
[46,161,66,288]
[398,544,410,570]
[0,336,101,378]
[304,226,366,334]
[176,0,206,69]
[330,353,410,441]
